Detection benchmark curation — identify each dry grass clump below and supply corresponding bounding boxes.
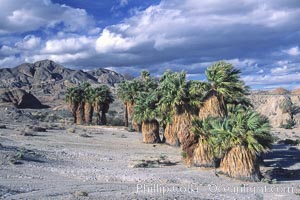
[79,133,92,138]
[67,128,76,133]
[130,155,177,168]
[27,126,47,132]
[74,190,88,197]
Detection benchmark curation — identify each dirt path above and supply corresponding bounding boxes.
[0,125,299,199]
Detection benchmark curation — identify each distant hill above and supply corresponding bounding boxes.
[0,60,124,88]
[0,60,124,103]
[292,88,300,95]
[268,87,290,95]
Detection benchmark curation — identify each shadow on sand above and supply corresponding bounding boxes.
[264,144,300,181]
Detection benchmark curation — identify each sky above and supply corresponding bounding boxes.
[0,0,300,89]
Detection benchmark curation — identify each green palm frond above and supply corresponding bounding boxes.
[133,91,159,123]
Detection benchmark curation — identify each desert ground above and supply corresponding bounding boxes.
[1,114,300,200]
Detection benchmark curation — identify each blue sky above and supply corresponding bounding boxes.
[0,0,300,89]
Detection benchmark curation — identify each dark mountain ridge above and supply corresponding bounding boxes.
[0,60,124,88]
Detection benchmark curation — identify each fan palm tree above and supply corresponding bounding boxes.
[141,70,150,81]
[133,91,161,143]
[93,85,114,125]
[117,81,130,127]
[82,83,94,125]
[65,87,80,123]
[199,61,250,119]
[101,87,114,125]
[157,71,207,164]
[157,70,188,146]
[117,74,156,131]
[193,108,273,181]
[193,61,250,167]
[218,110,272,181]
[191,117,216,168]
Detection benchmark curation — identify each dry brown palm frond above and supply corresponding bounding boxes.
[199,90,224,120]
[219,145,261,182]
[193,138,214,167]
[142,120,161,144]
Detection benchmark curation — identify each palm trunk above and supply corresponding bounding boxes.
[193,138,214,167]
[84,102,93,125]
[192,91,224,167]
[124,103,128,127]
[101,103,109,125]
[69,102,78,124]
[219,145,261,181]
[163,121,180,146]
[163,108,197,150]
[76,102,84,125]
[127,102,139,131]
[176,110,198,165]
[142,120,161,143]
[94,102,102,125]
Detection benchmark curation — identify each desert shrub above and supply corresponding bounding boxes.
[107,110,118,117]
[79,133,92,138]
[272,134,280,142]
[279,139,300,145]
[67,128,76,133]
[181,151,187,159]
[27,126,47,132]
[280,119,296,129]
[45,124,65,130]
[107,117,124,126]
[74,191,88,197]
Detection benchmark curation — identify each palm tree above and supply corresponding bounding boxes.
[93,85,114,125]
[117,81,130,127]
[194,108,273,181]
[101,86,114,125]
[65,86,84,125]
[157,70,188,146]
[65,87,80,123]
[199,61,249,119]
[133,91,161,143]
[141,70,150,81]
[117,80,145,131]
[193,61,250,167]
[157,71,207,165]
[218,110,272,181]
[191,117,215,168]
[82,83,94,125]
[75,88,85,125]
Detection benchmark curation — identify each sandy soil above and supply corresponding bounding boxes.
[0,124,300,200]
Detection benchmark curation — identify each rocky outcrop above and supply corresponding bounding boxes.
[0,89,46,109]
[87,68,124,86]
[249,94,300,128]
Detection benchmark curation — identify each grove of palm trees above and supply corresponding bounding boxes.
[65,61,273,182]
[65,83,114,126]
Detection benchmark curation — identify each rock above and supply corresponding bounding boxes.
[0,89,47,109]
[249,95,293,128]
[87,68,124,86]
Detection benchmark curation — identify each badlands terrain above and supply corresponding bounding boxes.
[0,60,300,199]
